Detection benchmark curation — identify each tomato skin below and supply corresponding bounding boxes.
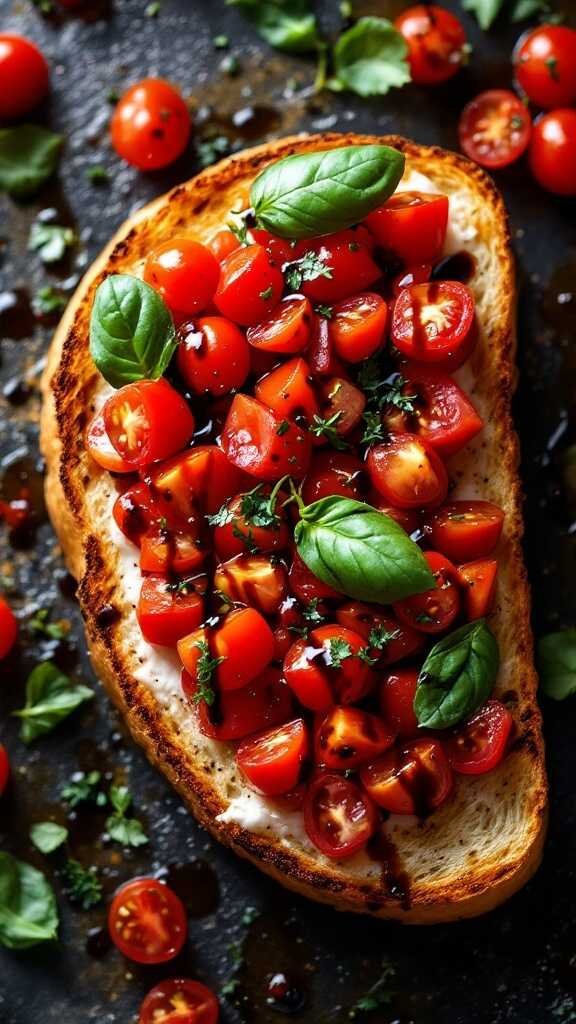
[108,878,187,964]
[303,772,378,859]
[427,500,504,562]
[237,718,309,795]
[394,550,460,634]
[379,668,420,738]
[403,363,484,458]
[149,445,245,519]
[111,78,191,170]
[288,551,340,604]
[335,602,424,666]
[176,316,250,396]
[213,555,288,616]
[86,410,134,473]
[446,700,513,775]
[247,296,314,354]
[529,109,576,196]
[0,597,18,659]
[208,229,241,262]
[514,26,576,110]
[395,5,467,86]
[361,739,453,816]
[366,192,449,266]
[392,264,431,296]
[139,522,205,576]
[222,394,311,481]
[250,228,294,266]
[307,314,344,378]
[178,607,274,691]
[329,293,388,364]
[283,624,373,712]
[457,559,498,621]
[301,451,367,506]
[104,380,195,468]
[214,245,284,326]
[144,239,219,316]
[0,744,9,797]
[317,377,366,438]
[294,231,381,304]
[255,357,318,426]
[459,90,532,170]
[113,481,158,544]
[139,978,219,1024]
[137,576,204,646]
[392,281,476,369]
[367,433,449,510]
[0,35,49,119]
[370,500,420,536]
[183,666,293,741]
[316,707,396,770]
[213,488,290,561]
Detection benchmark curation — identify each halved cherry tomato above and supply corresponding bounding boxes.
[293,231,381,304]
[427,500,504,562]
[379,668,420,738]
[329,293,388,364]
[137,576,204,646]
[446,700,512,775]
[369,500,420,536]
[288,551,339,604]
[459,90,531,170]
[149,445,245,519]
[317,377,366,438]
[361,739,453,816]
[208,229,241,262]
[0,35,49,119]
[301,451,367,505]
[111,78,191,170]
[513,26,576,110]
[222,394,311,480]
[183,666,293,741]
[391,264,431,296]
[392,281,476,369]
[394,5,468,86]
[250,228,293,266]
[403,364,483,457]
[104,380,195,468]
[303,772,377,858]
[237,718,308,795]
[307,314,344,377]
[176,316,250,396]
[246,296,314,354]
[0,744,9,796]
[214,245,284,326]
[139,978,219,1024]
[213,555,287,616]
[394,550,460,634]
[367,434,449,509]
[144,239,219,316]
[86,410,134,473]
[113,481,159,544]
[316,707,395,770]
[140,521,205,576]
[335,602,424,666]
[529,109,576,197]
[212,485,290,561]
[283,624,373,712]
[108,878,187,964]
[255,357,318,426]
[178,607,274,691]
[457,559,498,620]
[0,597,18,659]
[366,193,449,266]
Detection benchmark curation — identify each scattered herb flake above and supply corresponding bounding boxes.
[260,284,274,300]
[145,1,161,15]
[326,636,352,669]
[29,608,69,640]
[61,859,103,910]
[206,502,235,527]
[285,250,333,291]
[86,165,109,185]
[13,663,93,744]
[105,785,148,848]
[314,303,333,319]
[276,418,291,436]
[360,409,386,447]
[61,770,107,809]
[302,598,325,627]
[29,223,75,264]
[30,822,68,855]
[240,485,280,529]
[220,54,241,76]
[214,34,230,49]
[368,624,400,650]
[309,411,349,450]
[192,640,226,705]
[197,135,231,169]
[33,286,67,317]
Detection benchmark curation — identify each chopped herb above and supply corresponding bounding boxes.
[60,859,103,910]
[30,822,68,855]
[206,502,235,527]
[325,636,352,669]
[192,640,226,705]
[29,608,69,640]
[29,223,75,264]
[197,135,231,169]
[214,34,230,49]
[106,89,120,105]
[221,978,241,997]
[340,0,352,16]
[302,598,325,627]
[416,612,435,625]
[220,54,241,76]
[285,250,333,291]
[241,905,259,926]
[368,624,400,650]
[232,522,259,554]
[228,940,244,965]
[545,55,559,81]
[33,286,67,317]
[214,588,235,609]
[61,770,108,808]
[276,418,291,436]
[357,646,378,665]
[86,165,109,185]
[309,411,349,450]
[240,485,280,529]
[357,361,416,416]
[360,409,386,447]
[13,663,93,744]
[145,1,161,15]
[228,216,251,245]
[260,284,274,300]
[314,303,333,319]
[349,962,395,1017]
[32,0,54,10]
[105,785,148,848]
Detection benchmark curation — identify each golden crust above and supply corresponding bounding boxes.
[40,133,547,923]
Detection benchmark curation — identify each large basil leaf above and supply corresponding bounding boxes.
[251,145,405,239]
[226,0,318,53]
[0,852,59,949]
[329,18,410,98]
[414,620,499,729]
[294,496,434,603]
[0,125,62,199]
[89,274,177,388]
[538,628,576,701]
[13,662,93,744]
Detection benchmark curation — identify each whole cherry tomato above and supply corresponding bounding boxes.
[177,316,250,396]
[395,5,468,86]
[366,192,449,266]
[0,35,49,119]
[144,239,219,316]
[459,90,532,170]
[208,229,241,262]
[103,380,195,467]
[108,877,187,964]
[111,78,191,170]
[237,718,309,795]
[214,245,284,326]
[514,26,576,110]
[529,109,576,196]
[303,772,377,858]
[0,597,18,659]
[139,978,219,1024]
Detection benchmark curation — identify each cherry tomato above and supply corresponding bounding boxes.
[183,666,293,741]
[0,35,49,119]
[392,263,432,296]
[0,744,10,796]
[316,707,396,770]
[178,607,274,691]
[176,316,250,396]
[149,445,245,519]
[104,380,194,468]
[335,602,424,666]
[250,228,294,266]
[366,192,449,266]
[247,296,314,354]
[113,481,159,544]
[307,314,344,377]
[212,486,290,561]
[329,293,388,364]
[403,364,483,457]
[370,500,421,535]
[139,978,219,1024]
[86,410,134,473]
[137,576,204,647]
[208,229,241,262]
[514,26,576,110]
[459,90,532,170]
[446,700,512,776]
[457,558,498,621]
[214,245,284,326]
[293,231,381,304]
[283,624,373,712]
[237,718,308,795]
[395,5,467,86]
[361,739,453,816]
[288,551,340,604]
[108,877,187,964]
[393,550,460,634]
[222,394,311,480]
[255,357,319,426]
[379,668,420,738]
[317,377,366,438]
[0,597,18,659]
[427,500,504,562]
[392,281,476,369]
[301,451,367,505]
[529,109,576,196]
[303,772,377,858]
[111,78,191,170]
[213,555,288,616]
[139,521,205,577]
[144,239,219,316]
[367,434,449,509]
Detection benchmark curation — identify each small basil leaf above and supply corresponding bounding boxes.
[106,815,149,848]
[461,0,504,29]
[0,125,63,199]
[29,222,75,264]
[13,662,93,744]
[0,852,59,949]
[294,496,435,603]
[414,620,499,730]
[329,17,410,98]
[30,822,68,855]
[509,0,548,20]
[226,0,319,53]
[538,628,576,701]
[251,144,405,239]
[89,274,177,388]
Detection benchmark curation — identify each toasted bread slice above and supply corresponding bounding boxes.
[40,133,547,923]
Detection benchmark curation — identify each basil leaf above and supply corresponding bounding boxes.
[538,628,576,701]
[294,496,434,603]
[461,0,504,29]
[13,662,93,744]
[329,18,410,97]
[89,274,177,388]
[0,852,59,949]
[226,0,319,53]
[251,144,405,240]
[414,620,499,730]
[0,125,63,199]
[106,815,149,848]
[29,222,75,264]
[30,822,68,855]
[509,0,548,19]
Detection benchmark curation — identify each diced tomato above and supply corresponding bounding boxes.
[0,597,18,659]
[329,293,388,364]
[366,192,449,266]
[214,244,284,326]
[367,433,449,509]
[403,363,483,458]
[222,394,311,480]
[457,558,498,620]
[0,743,9,796]
[237,718,309,795]
[317,377,366,439]
[113,481,159,544]
[379,668,420,738]
[138,978,219,1024]
[183,666,293,741]
[301,451,367,505]
[86,410,134,473]
[148,445,245,517]
[426,500,504,562]
[176,316,250,396]
[361,739,453,816]
[208,229,241,262]
[108,877,187,964]
[445,700,513,775]
[293,231,381,304]
[140,522,205,576]
[247,295,314,354]
[136,576,204,646]
[104,380,195,468]
[303,772,378,858]
[288,551,340,604]
[283,624,373,712]
[335,602,424,666]
[212,485,290,560]
[391,281,476,370]
[393,550,460,634]
[144,238,220,316]
[255,357,318,426]
[316,707,396,770]
[213,554,288,616]
[249,227,293,265]
[179,607,274,691]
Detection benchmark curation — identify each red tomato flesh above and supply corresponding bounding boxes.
[139,978,219,1024]
[293,231,381,304]
[366,192,449,266]
[445,700,512,775]
[514,26,576,110]
[361,738,453,816]
[529,109,576,197]
[137,576,204,646]
[108,877,187,964]
[403,363,483,457]
[0,597,18,660]
[379,668,420,738]
[247,296,314,353]
[144,239,219,316]
[213,555,287,616]
[283,624,373,712]
[0,34,49,119]
[0,743,9,797]
[393,550,460,634]
[178,607,274,691]
[395,5,468,86]
[301,451,367,505]
[149,445,245,518]
[457,558,498,620]
[104,380,195,468]
[86,410,134,473]
[183,666,293,741]
[214,244,284,326]
[288,550,340,604]
[176,316,250,396]
[459,89,532,170]
[316,706,396,770]
[222,393,311,480]
[329,293,388,364]
[335,602,424,666]
[212,486,290,561]
[367,433,449,509]
[237,718,308,795]
[303,772,377,858]
[427,500,504,562]
[392,281,476,369]
[255,357,318,426]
